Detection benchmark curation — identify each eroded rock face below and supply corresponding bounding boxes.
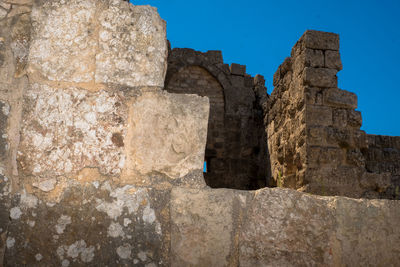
[170,187,400,266]
[18,83,128,176]
[28,0,167,87]
[5,183,170,266]
[125,91,209,179]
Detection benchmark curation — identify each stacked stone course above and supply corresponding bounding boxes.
[0,1,400,266]
[165,48,269,190]
[268,30,395,199]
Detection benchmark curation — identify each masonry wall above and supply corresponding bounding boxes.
[165,48,269,190]
[363,134,400,199]
[269,30,397,199]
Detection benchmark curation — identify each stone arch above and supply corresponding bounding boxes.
[165,65,226,187]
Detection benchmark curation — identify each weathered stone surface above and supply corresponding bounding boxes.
[171,187,251,267]
[323,87,357,109]
[96,3,167,87]
[28,0,97,83]
[125,91,209,180]
[10,13,30,77]
[229,63,246,76]
[29,0,167,87]
[302,30,340,51]
[240,188,336,266]
[325,50,342,70]
[239,188,400,266]
[303,67,338,88]
[4,183,170,266]
[306,104,332,126]
[18,83,128,176]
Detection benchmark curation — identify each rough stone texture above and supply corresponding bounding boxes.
[1,1,400,265]
[28,0,167,87]
[4,183,171,266]
[96,4,168,87]
[268,30,395,198]
[18,83,128,176]
[169,187,400,266]
[125,91,209,180]
[363,134,400,199]
[170,188,250,266]
[165,48,269,190]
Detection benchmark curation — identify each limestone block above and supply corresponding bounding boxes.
[239,188,336,266]
[335,197,400,266]
[170,187,250,266]
[18,83,128,176]
[0,100,9,163]
[28,0,167,87]
[28,0,98,83]
[302,30,340,51]
[4,183,170,266]
[325,50,342,70]
[323,87,357,109]
[125,91,209,179]
[303,48,324,68]
[306,104,332,126]
[240,187,400,265]
[347,109,362,128]
[95,4,167,87]
[230,63,246,76]
[303,67,338,88]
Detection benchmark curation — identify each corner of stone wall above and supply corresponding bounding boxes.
[268,30,392,198]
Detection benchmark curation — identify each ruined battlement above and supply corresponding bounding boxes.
[0,0,399,266]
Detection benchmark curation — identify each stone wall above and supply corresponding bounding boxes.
[363,134,400,199]
[1,1,400,265]
[0,0,209,265]
[165,48,269,190]
[269,30,397,199]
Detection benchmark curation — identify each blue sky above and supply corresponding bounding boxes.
[135,0,400,136]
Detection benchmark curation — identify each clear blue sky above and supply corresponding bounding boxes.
[134,0,400,136]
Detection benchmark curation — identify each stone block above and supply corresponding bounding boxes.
[306,105,332,126]
[239,188,336,266]
[302,30,340,51]
[231,75,244,87]
[4,184,171,266]
[325,50,342,70]
[28,0,167,87]
[334,197,400,266]
[303,67,338,88]
[332,108,348,128]
[347,110,362,128]
[28,0,98,83]
[230,63,246,76]
[323,88,357,109]
[125,91,209,180]
[308,146,343,166]
[95,4,167,87]
[171,187,251,267]
[303,48,324,68]
[18,83,128,176]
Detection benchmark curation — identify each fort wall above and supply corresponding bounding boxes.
[0,1,399,266]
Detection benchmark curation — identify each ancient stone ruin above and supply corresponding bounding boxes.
[0,0,399,266]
